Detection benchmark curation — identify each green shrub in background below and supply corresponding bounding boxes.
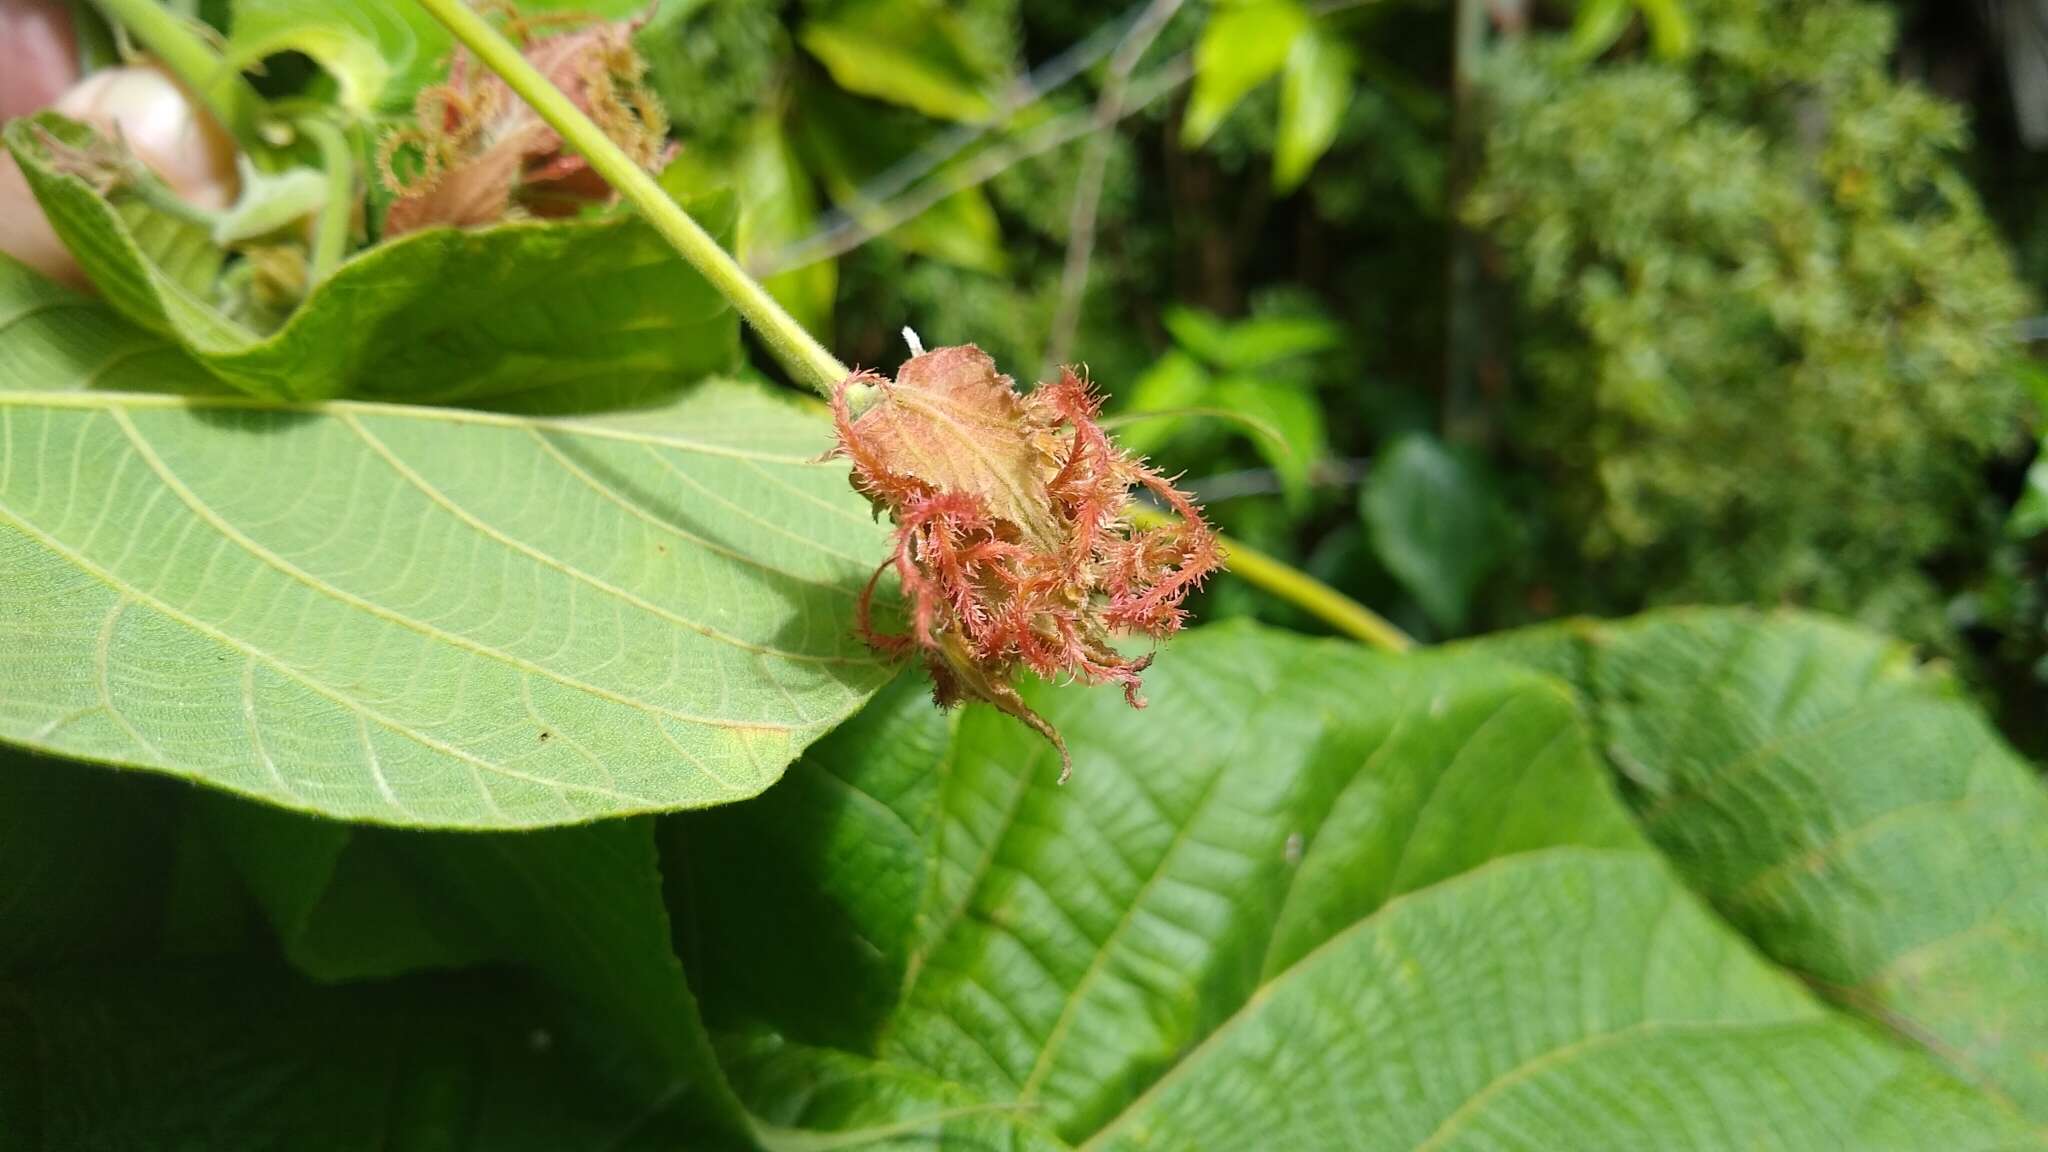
[1470,0,2031,645]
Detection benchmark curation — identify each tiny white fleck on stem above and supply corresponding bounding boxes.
[902,326,926,357]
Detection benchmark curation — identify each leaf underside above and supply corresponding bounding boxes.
[0,258,894,829]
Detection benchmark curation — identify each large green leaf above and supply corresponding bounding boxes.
[7,114,741,403]
[0,259,893,829]
[0,753,717,1148]
[199,800,753,1138]
[675,621,2037,1149]
[1478,609,2048,1121]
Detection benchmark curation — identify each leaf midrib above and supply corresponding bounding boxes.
[0,389,834,464]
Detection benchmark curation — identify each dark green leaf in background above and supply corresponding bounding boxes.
[1362,432,1504,633]
[799,0,1001,124]
[1477,610,2048,1121]
[1183,0,1309,147]
[1274,26,1355,191]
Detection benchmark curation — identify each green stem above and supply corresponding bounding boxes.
[296,117,352,283]
[426,0,1406,651]
[1218,534,1414,653]
[1132,509,1413,653]
[89,0,268,149]
[413,0,849,396]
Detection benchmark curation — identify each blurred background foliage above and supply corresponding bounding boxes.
[624,0,2046,747]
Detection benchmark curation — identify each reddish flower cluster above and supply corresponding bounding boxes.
[377,12,669,236]
[832,345,1222,781]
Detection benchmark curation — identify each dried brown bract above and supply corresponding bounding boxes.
[832,345,1223,781]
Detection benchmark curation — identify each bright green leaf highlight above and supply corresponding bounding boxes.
[736,113,839,339]
[1183,0,1310,147]
[798,0,1000,123]
[677,621,2036,1149]
[2010,438,2048,539]
[1275,26,1354,190]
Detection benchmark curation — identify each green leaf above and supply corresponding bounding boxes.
[735,112,838,340]
[1115,349,1212,458]
[679,622,2033,1148]
[672,673,949,1052]
[211,157,329,246]
[799,0,1000,123]
[202,800,753,1137]
[1361,433,1503,632]
[8,114,742,404]
[1209,373,1327,511]
[0,259,894,829]
[1182,0,1311,148]
[1161,304,1340,371]
[1637,0,1697,60]
[1274,26,1354,191]
[226,0,651,114]
[2009,438,2048,539]
[0,750,177,973]
[795,82,1006,274]
[0,965,694,1150]
[1570,0,1634,61]
[1480,609,2048,1121]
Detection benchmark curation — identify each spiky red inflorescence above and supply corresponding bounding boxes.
[832,345,1223,781]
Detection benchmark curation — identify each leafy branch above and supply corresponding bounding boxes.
[416,0,1408,652]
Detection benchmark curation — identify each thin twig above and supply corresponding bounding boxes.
[1178,457,1371,504]
[753,54,1196,276]
[765,0,1150,270]
[1040,0,1186,379]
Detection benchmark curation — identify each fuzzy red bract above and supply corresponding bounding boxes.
[377,12,669,236]
[832,345,1222,781]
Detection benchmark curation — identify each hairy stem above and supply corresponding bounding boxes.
[89,0,268,148]
[413,0,848,396]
